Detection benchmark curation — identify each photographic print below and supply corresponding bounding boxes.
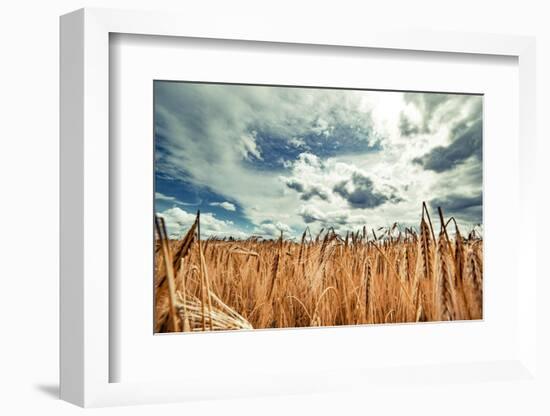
[154,81,483,333]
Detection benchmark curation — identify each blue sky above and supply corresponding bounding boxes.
[155,81,482,239]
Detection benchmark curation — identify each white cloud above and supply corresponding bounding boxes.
[209,201,236,211]
[311,117,331,137]
[155,192,201,207]
[299,205,328,223]
[239,131,263,160]
[158,207,247,239]
[253,221,293,239]
[280,152,416,233]
[288,137,306,148]
[155,192,178,202]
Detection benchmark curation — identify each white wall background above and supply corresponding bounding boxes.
[0,1,548,414]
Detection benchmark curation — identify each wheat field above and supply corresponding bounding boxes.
[154,203,482,333]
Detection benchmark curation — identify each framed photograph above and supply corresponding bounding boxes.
[60,8,537,407]
[152,81,484,334]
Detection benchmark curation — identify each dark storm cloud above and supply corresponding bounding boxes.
[413,119,482,172]
[333,172,400,209]
[286,179,329,201]
[430,192,483,224]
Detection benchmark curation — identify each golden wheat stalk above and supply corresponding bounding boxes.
[154,205,483,332]
[154,216,179,332]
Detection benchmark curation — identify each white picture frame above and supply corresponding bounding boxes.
[60,7,537,407]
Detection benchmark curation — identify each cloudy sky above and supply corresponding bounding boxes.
[155,81,482,239]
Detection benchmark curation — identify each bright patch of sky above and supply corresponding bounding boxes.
[155,81,482,239]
